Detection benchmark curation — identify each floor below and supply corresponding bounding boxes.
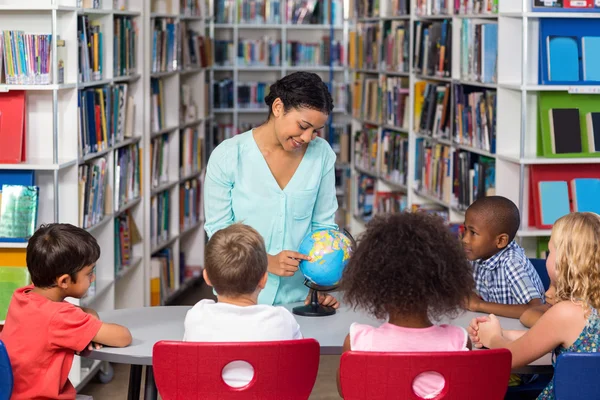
[79,282,343,399]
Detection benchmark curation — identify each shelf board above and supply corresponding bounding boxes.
[497,154,600,165]
[85,214,113,233]
[286,66,344,72]
[454,13,499,18]
[214,108,236,113]
[74,360,102,391]
[415,74,453,83]
[79,137,141,163]
[454,79,497,89]
[180,117,206,129]
[151,180,179,196]
[499,83,600,92]
[0,158,77,170]
[237,108,269,114]
[81,279,115,307]
[237,65,282,71]
[151,12,178,18]
[0,83,76,91]
[517,228,552,237]
[382,124,409,134]
[415,132,454,146]
[356,17,381,22]
[354,165,378,178]
[151,235,179,254]
[180,170,203,183]
[114,197,142,217]
[238,23,283,29]
[414,14,453,20]
[114,136,142,149]
[180,66,207,75]
[354,68,379,74]
[381,15,411,20]
[354,117,381,126]
[113,10,141,16]
[500,11,600,18]
[115,256,142,282]
[286,24,344,30]
[180,14,206,21]
[151,125,179,138]
[164,275,204,305]
[113,73,141,83]
[0,241,28,249]
[212,66,235,71]
[78,8,112,15]
[379,177,408,192]
[455,143,496,158]
[151,70,179,78]
[0,5,77,11]
[180,220,204,237]
[381,70,410,77]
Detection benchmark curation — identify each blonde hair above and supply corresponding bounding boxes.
[551,212,600,310]
[205,223,268,296]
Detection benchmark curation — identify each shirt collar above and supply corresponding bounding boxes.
[474,240,517,271]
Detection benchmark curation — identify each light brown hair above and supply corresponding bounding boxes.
[552,212,600,311]
[205,223,268,296]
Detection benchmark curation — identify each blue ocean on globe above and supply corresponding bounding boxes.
[298,229,353,287]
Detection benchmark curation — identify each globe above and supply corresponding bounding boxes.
[298,229,354,287]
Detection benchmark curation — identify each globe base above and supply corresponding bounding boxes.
[293,282,338,317]
[292,303,336,317]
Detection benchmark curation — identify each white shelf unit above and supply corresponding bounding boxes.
[145,0,209,307]
[0,0,146,389]
[347,0,600,256]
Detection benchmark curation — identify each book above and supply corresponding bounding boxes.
[538,181,570,225]
[0,185,39,239]
[571,178,600,214]
[0,91,26,164]
[548,108,582,154]
[582,36,600,81]
[547,36,579,82]
[586,112,600,152]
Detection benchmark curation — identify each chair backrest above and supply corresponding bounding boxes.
[529,258,550,291]
[340,349,512,400]
[554,352,600,400]
[0,266,30,321]
[0,340,13,400]
[153,339,320,400]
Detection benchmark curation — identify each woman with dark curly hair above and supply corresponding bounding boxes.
[204,72,339,307]
[338,212,475,399]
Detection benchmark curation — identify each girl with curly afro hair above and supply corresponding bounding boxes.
[337,211,475,399]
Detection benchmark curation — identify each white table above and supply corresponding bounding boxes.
[86,304,551,399]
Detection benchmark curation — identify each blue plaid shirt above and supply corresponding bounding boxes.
[472,241,545,305]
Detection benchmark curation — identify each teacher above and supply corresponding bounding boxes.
[204,71,340,307]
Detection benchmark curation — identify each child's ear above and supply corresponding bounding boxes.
[202,269,213,288]
[56,274,71,289]
[496,233,510,249]
[257,272,268,290]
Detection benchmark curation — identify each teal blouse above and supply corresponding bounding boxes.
[204,130,339,305]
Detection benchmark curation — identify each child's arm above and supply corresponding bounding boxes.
[92,322,132,348]
[337,334,351,399]
[477,301,586,368]
[468,295,543,318]
[519,304,552,328]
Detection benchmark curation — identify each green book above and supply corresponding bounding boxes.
[0,185,39,239]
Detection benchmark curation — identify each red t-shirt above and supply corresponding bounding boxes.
[1,285,102,400]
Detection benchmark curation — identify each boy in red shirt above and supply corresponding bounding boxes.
[1,223,132,400]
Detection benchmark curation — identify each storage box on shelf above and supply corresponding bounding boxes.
[146,0,209,307]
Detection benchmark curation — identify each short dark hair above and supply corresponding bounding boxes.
[341,212,474,321]
[467,196,521,242]
[265,72,334,118]
[205,223,268,296]
[26,223,101,288]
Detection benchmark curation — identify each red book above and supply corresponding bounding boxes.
[0,91,26,164]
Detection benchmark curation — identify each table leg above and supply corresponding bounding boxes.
[144,366,158,400]
[128,365,142,400]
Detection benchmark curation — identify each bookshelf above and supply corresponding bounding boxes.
[0,0,211,389]
[348,0,600,256]
[210,0,353,229]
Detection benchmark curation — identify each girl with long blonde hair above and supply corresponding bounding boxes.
[468,212,600,399]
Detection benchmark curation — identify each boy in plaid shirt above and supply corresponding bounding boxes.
[462,196,545,319]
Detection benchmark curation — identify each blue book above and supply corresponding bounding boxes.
[539,181,570,225]
[571,178,600,214]
[582,37,600,81]
[547,36,579,82]
[482,23,498,84]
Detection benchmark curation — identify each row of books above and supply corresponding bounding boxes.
[354,126,378,173]
[216,0,343,25]
[114,211,142,276]
[180,127,203,178]
[152,18,179,74]
[151,129,202,190]
[416,0,451,16]
[286,38,343,67]
[322,123,351,164]
[383,21,409,73]
[455,0,498,14]
[150,190,170,248]
[238,81,270,109]
[151,134,171,188]
[374,191,408,214]
[380,130,409,186]
[181,0,210,17]
[180,177,202,231]
[180,83,209,125]
[151,78,167,132]
[78,158,109,229]
[114,143,141,211]
[383,76,409,129]
[460,20,498,84]
[79,16,103,83]
[181,23,213,69]
[454,85,496,153]
[414,20,452,78]
[414,81,451,138]
[238,38,282,67]
[1,31,53,85]
[352,77,380,123]
[213,78,234,109]
[77,84,135,157]
[215,40,235,66]
[114,16,138,78]
[150,248,176,305]
[414,139,495,209]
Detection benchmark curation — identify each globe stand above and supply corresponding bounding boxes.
[293,280,338,317]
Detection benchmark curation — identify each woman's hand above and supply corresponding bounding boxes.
[268,251,311,277]
[305,291,340,309]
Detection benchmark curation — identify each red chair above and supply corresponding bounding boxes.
[340,349,512,400]
[153,339,320,400]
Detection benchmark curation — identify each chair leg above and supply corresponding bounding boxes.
[144,366,158,400]
[128,365,142,400]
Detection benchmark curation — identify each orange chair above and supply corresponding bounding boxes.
[340,349,512,400]
[153,339,320,399]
